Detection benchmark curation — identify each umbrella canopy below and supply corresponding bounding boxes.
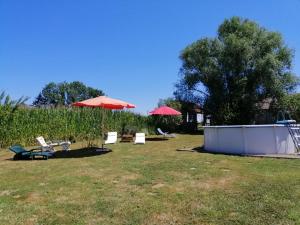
[72,96,135,109]
[149,106,181,116]
[72,96,135,150]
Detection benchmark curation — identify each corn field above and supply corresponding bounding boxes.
[0,106,154,148]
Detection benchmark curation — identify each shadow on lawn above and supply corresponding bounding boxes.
[53,147,112,159]
[146,137,168,141]
[176,146,245,157]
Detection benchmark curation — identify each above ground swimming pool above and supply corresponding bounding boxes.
[204,124,297,155]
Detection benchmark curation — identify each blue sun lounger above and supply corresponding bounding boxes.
[9,145,53,160]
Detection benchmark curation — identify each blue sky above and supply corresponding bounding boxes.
[1,0,300,114]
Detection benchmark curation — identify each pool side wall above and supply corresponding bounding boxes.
[204,125,296,155]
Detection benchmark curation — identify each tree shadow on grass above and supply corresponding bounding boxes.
[176,146,245,157]
[177,130,204,135]
[4,147,112,161]
[5,157,49,161]
[145,137,168,141]
[53,147,112,159]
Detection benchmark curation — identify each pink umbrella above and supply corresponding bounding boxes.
[149,106,181,115]
[149,106,181,136]
[73,96,135,150]
[72,96,135,109]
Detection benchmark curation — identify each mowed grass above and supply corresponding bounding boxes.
[0,134,300,225]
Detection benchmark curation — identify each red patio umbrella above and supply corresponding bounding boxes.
[72,96,135,150]
[149,106,181,136]
[149,106,181,115]
[72,96,135,109]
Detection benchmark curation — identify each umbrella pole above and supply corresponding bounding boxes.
[101,108,105,149]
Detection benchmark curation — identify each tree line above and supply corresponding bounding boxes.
[173,16,299,125]
[33,81,104,107]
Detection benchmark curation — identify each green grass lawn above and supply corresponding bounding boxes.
[0,134,300,225]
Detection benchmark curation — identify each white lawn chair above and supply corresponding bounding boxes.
[59,141,71,151]
[134,133,145,144]
[105,132,118,144]
[36,136,71,151]
[157,128,176,138]
[36,136,57,152]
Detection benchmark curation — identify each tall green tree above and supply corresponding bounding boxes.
[175,17,299,125]
[158,97,182,111]
[33,81,104,107]
[279,93,300,122]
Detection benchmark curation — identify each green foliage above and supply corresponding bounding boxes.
[176,17,299,125]
[0,92,30,148]
[279,93,300,122]
[0,91,29,110]
[154,98,181,132]
[158,97,182,111]
[150,115,182,133]
[33,81,105,107]
[153,97,182,132]
[0,106,153,148]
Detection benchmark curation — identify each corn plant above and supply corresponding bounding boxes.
[0,103,154,148]
[0,92,29,148]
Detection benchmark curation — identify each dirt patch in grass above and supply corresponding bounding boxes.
[192,175,238,190]
[168,171,191,179]
[86,216,106,225]
[121,173,141,181]
[144,212,182,225]
[170,175,239,193]
[101,173,141,185]
[24,192,44,203]
[24,216,38,225]
[152,183,165,189]
[0,190,12,196]
[55,195,69,203]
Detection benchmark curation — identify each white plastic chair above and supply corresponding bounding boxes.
[36,136,57,152]
[105,132,118,144]
[36,136,71,151]
[134,133,145,144]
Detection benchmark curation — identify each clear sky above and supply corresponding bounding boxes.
[1,0,300,114]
